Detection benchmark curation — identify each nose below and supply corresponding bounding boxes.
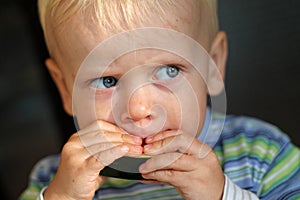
[128,86,152,121]
[125,85,152,126]
[116,84,166,138]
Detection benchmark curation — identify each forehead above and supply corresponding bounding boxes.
[75,28,212,86]
[53,1,209,75]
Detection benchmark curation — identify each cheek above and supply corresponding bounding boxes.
[194,79,208,134]
[94,96,114,122]
[159,94,182,129]
[180,75,208,135]
[158,85,204,134]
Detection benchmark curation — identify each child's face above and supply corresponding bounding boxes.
[47,2,227,139]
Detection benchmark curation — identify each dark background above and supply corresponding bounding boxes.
[0,0,299,199]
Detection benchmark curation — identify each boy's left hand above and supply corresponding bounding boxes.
[139,130,224,200]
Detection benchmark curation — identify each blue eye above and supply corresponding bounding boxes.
[155,65,180,80]
[90,76,118,89]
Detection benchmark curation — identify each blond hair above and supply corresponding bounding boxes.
[38,0,219,57]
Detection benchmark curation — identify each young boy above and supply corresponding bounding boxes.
[20,0,300,199]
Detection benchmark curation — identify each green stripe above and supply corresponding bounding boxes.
[249,137,280,162]
[291,194,300,200]
[19,184,40,200]
[261,146,300,195]
[223,134,247,149]
[223,135,281,164]
[213,146,224,166]
[102,178,138,188]
[226,165,265,181]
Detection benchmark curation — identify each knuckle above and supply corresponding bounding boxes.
[177,132,187,144]
[207,151,219,164]
[101,131,110,140]
[120,133,127,141]
[62,142,75,156]
[176,153,186,164]
[99,146,123,166]
[94,153,105,165]
[96,120,104,127]
[161,138,169,148]
[62,148,77,165]
[164,170,176,178]
[69,133,79,141]
[199,144,213,159]
[94,152,107,166]
[161,131,169,139]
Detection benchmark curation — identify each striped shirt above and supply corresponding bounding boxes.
[20,112,300,200]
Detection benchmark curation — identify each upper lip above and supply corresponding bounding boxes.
[121,123,169,138]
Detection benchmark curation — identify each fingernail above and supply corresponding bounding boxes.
[146,137,153,143]
[133,136,142,144]
[144,144,152,151]
[133,145,143,152]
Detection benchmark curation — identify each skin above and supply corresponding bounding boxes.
[43,2,228,200]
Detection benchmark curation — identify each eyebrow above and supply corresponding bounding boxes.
[79,50,190,79]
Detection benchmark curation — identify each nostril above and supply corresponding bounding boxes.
[129,107,151,122]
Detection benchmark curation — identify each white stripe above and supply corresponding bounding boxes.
[225,162,266,183]
[37,186,47,200]
[252,144,276,158]
[225,143,248,154]
[225,162,250,172]
[262,153,298,184]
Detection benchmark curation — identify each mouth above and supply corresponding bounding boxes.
[120,118,169,138]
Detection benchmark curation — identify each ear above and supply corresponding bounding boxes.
[207,31,228,95]
[45,58,73,115]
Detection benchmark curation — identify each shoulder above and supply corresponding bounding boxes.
[212,113,292,165]
[212,113,300,198]
[219,114,290,145]
[213,113,292,159]
[214,113,293,167]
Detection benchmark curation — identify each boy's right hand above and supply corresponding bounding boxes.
[44,120,143,200]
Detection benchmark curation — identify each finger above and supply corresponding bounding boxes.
[84,142,143,159]
[144,133,212,158]
[63,133,141,160]
[144,133,194,155]
[87,145,129,171]
[139,153,198,173]
[141,170,183,187]
[141,153,223,189]
[95,176,107,190]
[145,130,183,144]
[139,180,163,185]
[80,130,142,147]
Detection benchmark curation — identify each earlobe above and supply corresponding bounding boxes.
[45,58,73,115]
[207,31,228,95]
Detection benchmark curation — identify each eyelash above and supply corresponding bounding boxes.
[89,64,184,90]
[154,64,182,80]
